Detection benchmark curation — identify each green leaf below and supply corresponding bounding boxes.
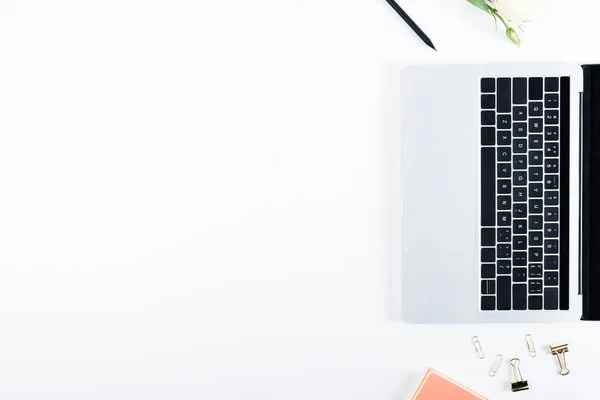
[467,0,492,14]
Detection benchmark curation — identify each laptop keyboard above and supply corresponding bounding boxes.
[480,76,570,311]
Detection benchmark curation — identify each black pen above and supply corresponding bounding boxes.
[384,0,436,51]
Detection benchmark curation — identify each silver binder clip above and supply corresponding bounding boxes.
[489,354,503,377]
[550,344,571,376]
[472,336,484,359]
[525,334,536,357]
[510,358,529,392]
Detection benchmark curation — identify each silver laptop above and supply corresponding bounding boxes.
[398,64,583,323]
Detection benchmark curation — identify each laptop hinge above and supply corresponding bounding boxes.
[579,91,584,296]
[581,65,595,320]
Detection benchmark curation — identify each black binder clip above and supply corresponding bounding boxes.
[510,358,529,392]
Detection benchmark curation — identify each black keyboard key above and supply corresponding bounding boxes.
[513,122,527,137]
[545,255,559,270]
[497,130,511,145]
[513,78,527,104]
[545,159,559,173]
[481,94,496,109]
[513,139,527,154]
[513,155,527,170]
[529,151,543,165]
[545,126,559,141]
[529,118,543,133]
[497,163,511,178]
[497,77,511,112]
[481,78,495,93]
[545,93,559,108]
[513,170,527,186]
[513,235,527,250]
[529,199,543,214]
[544,288,559,310]
[529,247,543,262]
[481,228,496,246]
[498,179,511,194]
[546,207,560,226]
[481,147,496,226]
[513,251,527,266]
[545,77,559,92]
[513,203,527,218]
[529,232,543,246]
[545,191,559,205]
[545,175,559,189]
[497,114,511,129]
[498,244,511,258]
[513,106,527,121]
[529,183,543,198]
[481,296,496,310]
[529,102,543,116]
[482,248,496,262]
[513,284,527,310]
[513,187,527,202]
[498,147,511,162]
[498,195,511,210]
[513,219,527,235]
[529,264,543,278]
[544,223,559,238]
[545,271,559,286]
[497,276,511,310]
[497,228,511,243]
[529,77,543,100]
[545,239,559,254]
[528,279,543,294]
[529,135,543,149]
[498,259,511,274]
[481,127,495,145]
[481,111,495,125]
[545,109,559,124]
[481,280,496,295]
[529,295,543,310]
[529,167,543,181]
[529,215,543,230]
[545,143,559,157]
[498,211,511,226]
[482,264,496,278]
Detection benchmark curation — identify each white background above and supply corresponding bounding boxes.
[0,0,597,399]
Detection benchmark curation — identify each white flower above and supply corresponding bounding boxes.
[489,0,535,24]
[469,0,534,46]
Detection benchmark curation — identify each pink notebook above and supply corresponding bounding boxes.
[412,369,487,400]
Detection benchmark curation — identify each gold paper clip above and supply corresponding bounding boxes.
[489,354,503,377]
[525,334,536,357]
[472,336,484,359]
[510,358,529,392]
[550,344,571,376]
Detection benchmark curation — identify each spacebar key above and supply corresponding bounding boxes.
[481,147,496,226]
[497,276,511,310]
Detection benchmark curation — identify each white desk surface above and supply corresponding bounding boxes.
[0,0,597,399]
